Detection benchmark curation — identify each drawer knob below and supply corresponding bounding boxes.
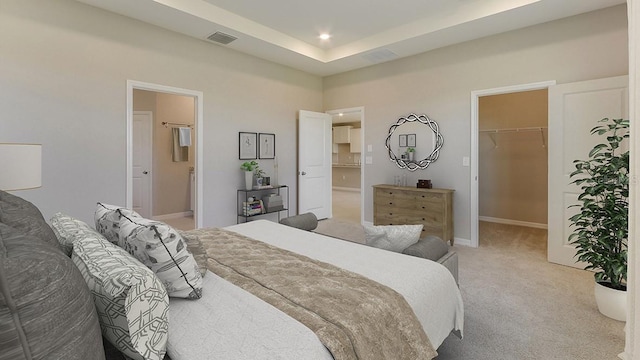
[422,206,425,209]
[389,202,393,205]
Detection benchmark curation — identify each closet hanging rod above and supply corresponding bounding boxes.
[479,126,547,133]
[162,122,192,128]
[482,126,547,148]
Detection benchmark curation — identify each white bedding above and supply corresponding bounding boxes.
[168,220,463,359]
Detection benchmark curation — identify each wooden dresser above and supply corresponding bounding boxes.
[373,184,454,244]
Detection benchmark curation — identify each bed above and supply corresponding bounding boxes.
[168,220,464,359]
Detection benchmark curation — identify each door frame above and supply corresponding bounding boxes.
[126,80,204,227]
[326,106,365,224]
[470,80,556,248]
[133,110,153,217]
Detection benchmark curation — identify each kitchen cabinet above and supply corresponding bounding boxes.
[333,126,352,144]
[349,128,361,153]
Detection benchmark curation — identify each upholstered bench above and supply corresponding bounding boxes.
[280,213,458,284]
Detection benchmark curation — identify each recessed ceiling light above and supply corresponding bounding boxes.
[339,113,344,116]
[319,33,331,40]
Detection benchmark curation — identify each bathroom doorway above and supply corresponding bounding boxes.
[126,80,204,230]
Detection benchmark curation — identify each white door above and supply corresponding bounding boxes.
[298,110,332,219]
[548,76,628,268]
[133,111,153,218]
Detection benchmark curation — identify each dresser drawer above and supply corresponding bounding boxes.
[373,184,454,243]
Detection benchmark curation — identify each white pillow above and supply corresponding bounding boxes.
[94,203,142,244]
[72,232,169,360]
[118,214,203,299]
[363,224,423,253]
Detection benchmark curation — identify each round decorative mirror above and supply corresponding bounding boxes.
[385,113,444,171]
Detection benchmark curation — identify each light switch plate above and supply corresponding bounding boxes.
[462,156,470,167]
[367,144,373,152]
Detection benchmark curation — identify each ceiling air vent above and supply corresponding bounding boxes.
[362,49,398,64]
[206,31,237,45]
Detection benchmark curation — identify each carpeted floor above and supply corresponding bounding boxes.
[314,219,626,360]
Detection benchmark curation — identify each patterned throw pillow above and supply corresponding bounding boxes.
[363,224,424,253]
[50,212,100,256]
[72,233,169,360]
[118,213,203,299]
[94,203,141,244]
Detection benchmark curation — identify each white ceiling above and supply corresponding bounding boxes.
[76,0,625,76]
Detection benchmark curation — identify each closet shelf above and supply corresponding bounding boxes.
[480,126,547,148]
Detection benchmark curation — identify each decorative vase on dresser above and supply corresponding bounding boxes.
[373,184,454,244]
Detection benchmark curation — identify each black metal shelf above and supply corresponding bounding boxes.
[237,185,289,223]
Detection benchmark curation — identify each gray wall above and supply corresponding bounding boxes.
[1,0,323,226]
[323,5,628,242]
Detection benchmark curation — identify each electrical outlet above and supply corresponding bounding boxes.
[342,175,346,180]
[462,156,470,167]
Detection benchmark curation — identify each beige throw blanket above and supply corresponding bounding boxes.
[188,227,436,360]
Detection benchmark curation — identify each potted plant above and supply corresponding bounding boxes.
[406,147,415,161]
[568,117,629,321]
[254,167,267,187]
[241,161,258,190]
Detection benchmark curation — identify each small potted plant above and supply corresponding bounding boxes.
[241,161,258,190]
[254,167,267,187]
[568,117,628,321]
[406,147,416,161]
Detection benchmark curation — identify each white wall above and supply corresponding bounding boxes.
[323,5,629,242]
[0,0,323,226]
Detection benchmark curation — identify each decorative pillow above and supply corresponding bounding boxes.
[118,213,203,299]
[0,189,59,249]
[0,222,105,360]
[94,203,141,244]
[72,232,169,360]
[50,212,101,256]
[363,224,423,253]
[279,212,318,231]
[179,230,208,277]
[402,235,449,261]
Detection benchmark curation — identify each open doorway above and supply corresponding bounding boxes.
[470,81,555,248]
[326,107,364,224]
[126,80,204,229]
[477,89,549,250]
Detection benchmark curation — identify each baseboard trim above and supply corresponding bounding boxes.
[332,187,361,192]
[152,211,193,221]
[454,237,472,247]
[479,216,547,229]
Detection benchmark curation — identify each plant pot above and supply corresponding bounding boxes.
[594,281,626,321]
[408,152,414,161]
[244,171,253,190]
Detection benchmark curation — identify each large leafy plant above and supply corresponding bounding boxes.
[568,118,629,291]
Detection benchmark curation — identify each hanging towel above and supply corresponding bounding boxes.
[179,127,192,147]
[172,128,189,162]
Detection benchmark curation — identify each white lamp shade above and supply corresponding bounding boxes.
[0,144,42,191]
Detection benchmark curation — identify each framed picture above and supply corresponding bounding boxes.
[407,133,416,147]
[399,134,407,147]
[258,133,276,159]
[239,132,257,160]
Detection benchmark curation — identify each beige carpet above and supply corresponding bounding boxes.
[314,219,626,360]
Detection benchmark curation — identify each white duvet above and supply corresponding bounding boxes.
[168,220,463,359]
